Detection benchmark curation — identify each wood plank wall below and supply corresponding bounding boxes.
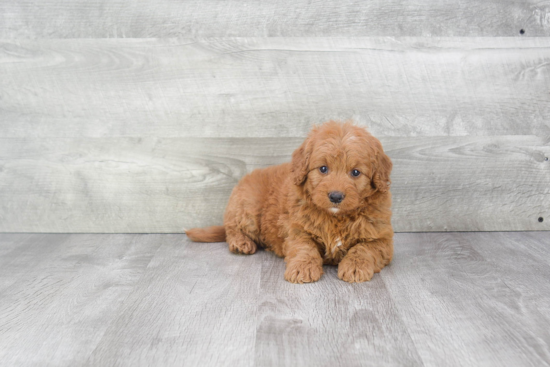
[0,1,549,232]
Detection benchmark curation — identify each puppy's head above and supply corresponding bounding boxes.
[291,121,392,215]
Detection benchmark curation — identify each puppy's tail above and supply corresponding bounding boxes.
[185,225,226,242]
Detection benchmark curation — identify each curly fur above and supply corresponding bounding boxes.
[186,121,393,283]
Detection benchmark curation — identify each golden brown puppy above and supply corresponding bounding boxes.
[186,121,393,283]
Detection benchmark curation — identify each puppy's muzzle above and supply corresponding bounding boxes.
[328,191,345,204]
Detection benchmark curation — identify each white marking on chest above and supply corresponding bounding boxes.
[331,237,342,255]
[329,208,340,214]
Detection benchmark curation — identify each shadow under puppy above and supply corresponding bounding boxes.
[186,121,393,283]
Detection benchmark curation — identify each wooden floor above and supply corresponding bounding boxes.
[0,232,549,367]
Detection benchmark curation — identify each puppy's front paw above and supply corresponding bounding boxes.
[284,259,323,284]
[338,256,375,283]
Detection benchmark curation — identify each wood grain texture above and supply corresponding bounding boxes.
[85,235,261,367]
[0,234,164,366]
[255,254,423,366]
[382,232,550,367]
[1,38,549,138]
[1,232,549,366]
[0,136,548,232]
[1,0,550,38]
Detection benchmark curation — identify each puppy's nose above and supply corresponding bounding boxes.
[328,191,345,204]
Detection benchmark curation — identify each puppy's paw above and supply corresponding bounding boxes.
[338,256,375,283]
[228,238,257,255]
[284,259,323,284]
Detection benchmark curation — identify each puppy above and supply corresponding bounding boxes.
[186,121,393,283]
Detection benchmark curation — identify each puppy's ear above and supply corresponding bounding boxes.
[372,146,392,193]
[291,138,312,185]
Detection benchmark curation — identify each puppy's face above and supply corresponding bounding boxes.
[291,122,392,215]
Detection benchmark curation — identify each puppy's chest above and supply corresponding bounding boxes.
[309,229,353,264]
[308,220,378,265]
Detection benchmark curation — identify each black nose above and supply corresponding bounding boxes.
[328,191,345,204]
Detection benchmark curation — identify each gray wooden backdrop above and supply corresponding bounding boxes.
[1,1,549,232]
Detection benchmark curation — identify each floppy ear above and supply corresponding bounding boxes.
[291,138,312,186]
[372,147,392,193]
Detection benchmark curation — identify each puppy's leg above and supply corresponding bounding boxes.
[223,197,261,255]
[338,238,393,283]
[224,201,260,255]
[223,172,266,255]
[226,228,258,255]
[284,233,324,284]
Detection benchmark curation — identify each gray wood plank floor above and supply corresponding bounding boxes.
[0,232,548,366]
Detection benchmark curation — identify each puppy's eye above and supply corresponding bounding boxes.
[351,169,361,177]
[319,166,328,174]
